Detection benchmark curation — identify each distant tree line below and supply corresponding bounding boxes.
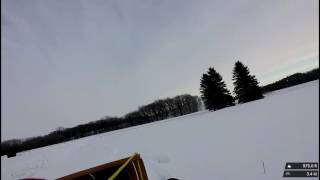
[1,94,202,157]
[262,68,319,93]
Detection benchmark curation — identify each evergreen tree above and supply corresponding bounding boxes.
[200,67,235,110]
[232,61,263,103]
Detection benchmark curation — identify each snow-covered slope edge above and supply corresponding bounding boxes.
[2,80,319,180]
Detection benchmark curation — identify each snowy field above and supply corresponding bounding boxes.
[1,80,319,180]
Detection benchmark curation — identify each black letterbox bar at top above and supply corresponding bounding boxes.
[285,162,319,169]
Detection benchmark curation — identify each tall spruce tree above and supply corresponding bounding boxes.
[232,61,264,103]
[200,67,235,111]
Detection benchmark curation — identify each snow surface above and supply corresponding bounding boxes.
[2,80,319,180]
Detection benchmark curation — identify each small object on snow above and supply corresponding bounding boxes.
[167,178,179,180]
[154,154,170,164]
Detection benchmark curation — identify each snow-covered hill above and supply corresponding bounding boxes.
[1,80,319,180]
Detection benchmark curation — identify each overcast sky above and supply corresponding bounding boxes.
[1,0,319,140]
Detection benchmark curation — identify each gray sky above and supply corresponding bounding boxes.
[1,0,319,140]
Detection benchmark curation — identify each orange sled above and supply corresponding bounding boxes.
[58,153,148,180]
